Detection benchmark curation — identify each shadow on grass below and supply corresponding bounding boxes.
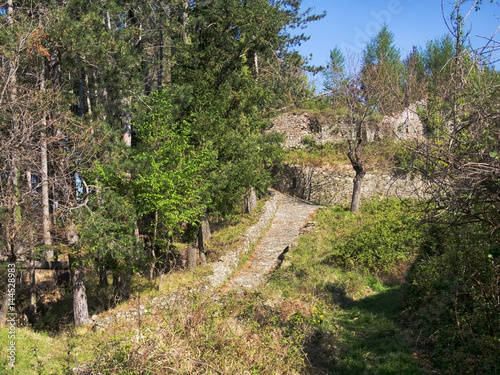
[304,285,426,375]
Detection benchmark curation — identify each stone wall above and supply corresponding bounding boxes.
[266,112,342,148]
[274,164,426,205]
[266,103,426,149]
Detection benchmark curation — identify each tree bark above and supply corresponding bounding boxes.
[148,210,159,280]
[254,52,259,78]
[41,132,53,257]
[0,255,15,327]
[244,186,258,213]
[67,223,89,326]
[69,255,89,326]
[347,139,365,214]
[78,68,85,117]
[350,166,366,214]
[187,243,197,270]
[197,215,211,265]
[121,111,132,147]
[6,0,14,27]
[28,258,37,323]
[182,1,190,45]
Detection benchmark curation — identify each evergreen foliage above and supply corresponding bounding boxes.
[0,0,321,325]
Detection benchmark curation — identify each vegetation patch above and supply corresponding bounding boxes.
[284,139,409,173]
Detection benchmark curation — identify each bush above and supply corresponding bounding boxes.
[405,223,500,374]
[324,198,426,276]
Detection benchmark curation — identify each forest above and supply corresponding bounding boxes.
[0,0,499,374]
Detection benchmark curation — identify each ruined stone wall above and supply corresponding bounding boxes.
[274,164,426,205]
[266,112,342,148]
[266,103,426,149]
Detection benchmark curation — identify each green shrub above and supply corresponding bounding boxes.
[324,198,426,276]
[405,222,500,374]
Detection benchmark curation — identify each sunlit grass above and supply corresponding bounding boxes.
[283,139,408,173]
[4,196,429,374]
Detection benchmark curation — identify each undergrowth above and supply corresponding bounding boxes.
[4,197,463,374]
[284,138,411,173]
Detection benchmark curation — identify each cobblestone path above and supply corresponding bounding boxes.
[223,191,319,292]
[91,191,319,330]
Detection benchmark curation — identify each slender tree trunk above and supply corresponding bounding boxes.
[158,28,164,89]
[187,243,197,269]
[26,170,37,322]
[1,1,17,327]
[67,223,89,326]
[28,258,37,322]
[84,73,92,115]
[350,166,365,214]
[0,292,10,327]
[10,22,21,255]
[148,210,159,280]
[78,68,85,117]
[69,255,89,326]
[196,211,211,265]
[244,186,257,213]
[182,1,190,45]
[7,0,14,27]
[121,110,132,147]
[254,52,259,78]
[98,248,108,287]
[347,139,365,214]
[11,154,22,255]
[39,56,53,259]
[41,133,52,257]
[99,264,108,287]
[104,10,111,30]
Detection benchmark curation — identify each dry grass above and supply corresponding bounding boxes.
[283,139,405,173]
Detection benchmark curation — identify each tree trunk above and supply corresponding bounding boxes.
[198,234,206,265]
[26,170,37,322]
[347,139,365,214]
[113,272,130,300]
[40,56,53,259]
[187,243,197,270]
[148,210,159,280]
[0,254,15,327]
[84,73,92,115]
[11,153,22,256]
[121,111,132,147]
[182,1,190,45]
[27,258,37,323]
[158,28,164,89]
[99,266,108,287]
[350,166,365,214]
[244,185,257,213]
[6,0,14,27]
[0,292,10,328]
[41,132,53,258]
[69,255,89,326]
[78,68,85,117]
[254,52,259,78]
[67,223,89,326]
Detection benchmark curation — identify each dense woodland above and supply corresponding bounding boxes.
[0,0,499,373]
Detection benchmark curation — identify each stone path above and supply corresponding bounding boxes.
[91,190,319,330]
[222,191,319,292]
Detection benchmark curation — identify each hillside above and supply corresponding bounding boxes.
[1,193,430,375]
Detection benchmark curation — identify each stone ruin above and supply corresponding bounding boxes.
[266,102,426,149]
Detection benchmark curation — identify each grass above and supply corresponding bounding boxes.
[206,198,269,262]
[330,287,422,374]
[3,197,430,374]
[283,138,410,174]
[266,200,427,374]
[0,327,70,374]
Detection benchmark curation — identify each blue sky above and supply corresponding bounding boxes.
[293,0,500,89]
